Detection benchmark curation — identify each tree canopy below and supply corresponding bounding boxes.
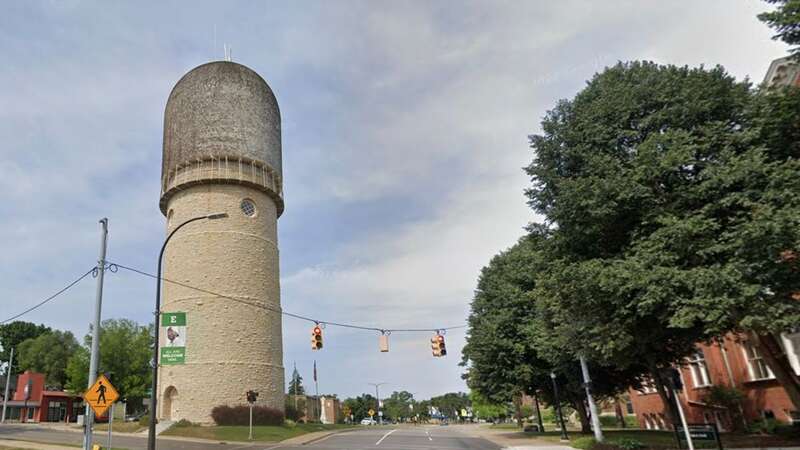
[465,59,800,428]
[65,319,152,401]
[759,0,800,57]
[17,330,78,388]
[0,321,51,374]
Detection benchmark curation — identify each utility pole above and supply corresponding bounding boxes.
[83,218,108,450]
[579,355,604,442]
[2,347,13,423]
[368,382,387,425]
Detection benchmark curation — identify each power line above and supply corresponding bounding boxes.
[109,262,467,334]
[1,267,96,324]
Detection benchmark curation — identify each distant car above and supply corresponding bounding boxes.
[360,418,376,425]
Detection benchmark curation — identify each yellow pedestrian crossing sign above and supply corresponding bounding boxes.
[83,374,119,417]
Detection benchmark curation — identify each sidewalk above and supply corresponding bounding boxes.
[0,439,73,449]
[450,424,573,450]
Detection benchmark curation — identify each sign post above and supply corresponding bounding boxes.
[246,390,258,440]
[107,402,114,450]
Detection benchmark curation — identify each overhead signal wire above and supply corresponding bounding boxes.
[110,261,466,334]
[1,267,96,324]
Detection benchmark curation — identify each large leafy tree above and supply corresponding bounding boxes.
[0,321,51,374]
[462,234,641,432]
[462,235,553,405]
[65,319,152,403]
[759,0,800,57]
[526,61,800,412]
[17,330,79,388]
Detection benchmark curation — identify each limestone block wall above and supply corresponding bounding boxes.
[158,183,284,423]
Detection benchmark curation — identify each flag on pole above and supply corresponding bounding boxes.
[313,360,317,382]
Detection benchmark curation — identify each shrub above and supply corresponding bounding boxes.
[138,414,150,427]
[285,402,300,422]
[748,418,780,435]
[172,419,194,428]
[614,438,644,450]
[571,436,596,450]
[211,404,285,426]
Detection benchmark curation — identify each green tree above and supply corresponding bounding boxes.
[65,319,152,403]
[0,321,51,374]
[342,393,377,421]
[759,0,800,57]
[16,330,78,388]
[469,391,508,421]
[526,61,800,412]
[462,234,641,432]
[382,391,415,421]
[287,366,305,395]
[429,392,470,420]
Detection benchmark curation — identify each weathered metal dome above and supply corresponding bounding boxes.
[160,61,283,215]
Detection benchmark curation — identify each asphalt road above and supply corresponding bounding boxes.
[294,426,502,450]
[0,424,503,450]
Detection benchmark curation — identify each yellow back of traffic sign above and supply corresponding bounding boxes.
[83,374,119,417]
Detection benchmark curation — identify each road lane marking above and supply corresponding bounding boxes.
[426,430,433,441]
[375,429,397,446]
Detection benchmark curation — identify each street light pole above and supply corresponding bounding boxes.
[550,372,569,441]
[368,382,387,425]
[579,355,604,442]
[147,213,228,450]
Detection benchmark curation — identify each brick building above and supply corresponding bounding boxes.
[2,371,82,423]
[629,333,800,430]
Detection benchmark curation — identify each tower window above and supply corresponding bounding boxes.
[240,199,257,217]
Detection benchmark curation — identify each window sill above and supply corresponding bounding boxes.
[692,384,713,390]
[744,377,776,383]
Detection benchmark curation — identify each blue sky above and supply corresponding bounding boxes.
[0,1,789,400]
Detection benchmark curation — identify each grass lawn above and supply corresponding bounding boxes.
[161,422,352,442]
[93,421,146,433]
[531,428,800,448]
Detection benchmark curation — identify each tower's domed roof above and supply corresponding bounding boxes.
[162,61,281,180]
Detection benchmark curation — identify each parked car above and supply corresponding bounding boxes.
[360,418,376,425]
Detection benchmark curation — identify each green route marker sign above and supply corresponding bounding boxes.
[161,312,187,365]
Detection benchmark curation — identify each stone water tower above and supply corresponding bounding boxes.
[157,61,284,423]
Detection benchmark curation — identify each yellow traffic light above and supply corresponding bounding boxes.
[311,325,323,350]
[431,335,441,357]
[437,334,447,357]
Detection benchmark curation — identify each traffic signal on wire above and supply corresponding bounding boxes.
[311,325,323,350]
[431,333,446,357]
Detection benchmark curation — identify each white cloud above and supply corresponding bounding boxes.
[0,0,790,400]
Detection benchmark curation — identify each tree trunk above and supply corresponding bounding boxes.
[573,398,591,434]
[513,394,523,429]
[650,367,679,428]
[751,331,800,411]
[614,398,626,428]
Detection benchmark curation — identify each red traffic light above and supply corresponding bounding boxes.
[437,335,445,343]
[313,326,322,335]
